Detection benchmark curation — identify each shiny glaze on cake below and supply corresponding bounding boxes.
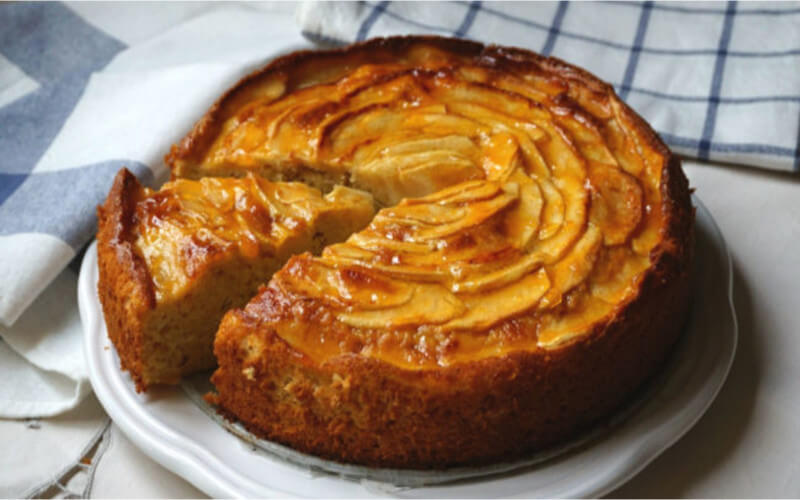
[134,174,374,302]
[171,38,669,367]
[166,36,693,468]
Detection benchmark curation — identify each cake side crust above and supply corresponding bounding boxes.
[96,168,156,392]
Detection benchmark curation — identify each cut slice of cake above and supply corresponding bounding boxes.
[96,168,374,391]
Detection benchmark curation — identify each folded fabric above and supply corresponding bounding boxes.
[299,0,800,173]
[0,268,90,418]
[0,1,305,417]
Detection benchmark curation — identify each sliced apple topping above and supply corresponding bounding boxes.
[181,48,669,364]
[587,161,643,246]
[134,174,374,303]
[443,268,551,332]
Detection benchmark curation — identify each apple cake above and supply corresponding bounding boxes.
[96,168,374,390]
[100,35,692,468]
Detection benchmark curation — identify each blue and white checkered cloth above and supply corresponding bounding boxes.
[0,2,798,414]
[300,0,800,171]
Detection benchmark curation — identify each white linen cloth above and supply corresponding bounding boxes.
[0,268,90,418]
[0,394,108,498]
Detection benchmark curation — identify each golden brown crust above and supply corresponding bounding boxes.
[211,263,689,468]
[201,36,694,468]
[96,168,155,392]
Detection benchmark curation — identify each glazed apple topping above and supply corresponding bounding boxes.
[134,174,374,302]
[185,44,669,367]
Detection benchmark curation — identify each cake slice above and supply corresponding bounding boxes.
[96,168,374,391]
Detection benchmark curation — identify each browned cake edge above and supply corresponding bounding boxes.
[201,36,695,469]
[96,168,156,392]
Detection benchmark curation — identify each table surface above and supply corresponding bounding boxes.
[78,159,800,498]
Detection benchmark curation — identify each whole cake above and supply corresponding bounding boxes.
[101,36,693,468]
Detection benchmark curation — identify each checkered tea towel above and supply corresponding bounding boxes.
[299,0,800,172]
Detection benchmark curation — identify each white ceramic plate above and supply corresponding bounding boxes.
[79,196,737,498]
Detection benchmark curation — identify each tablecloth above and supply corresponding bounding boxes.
[1,1,799,497]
